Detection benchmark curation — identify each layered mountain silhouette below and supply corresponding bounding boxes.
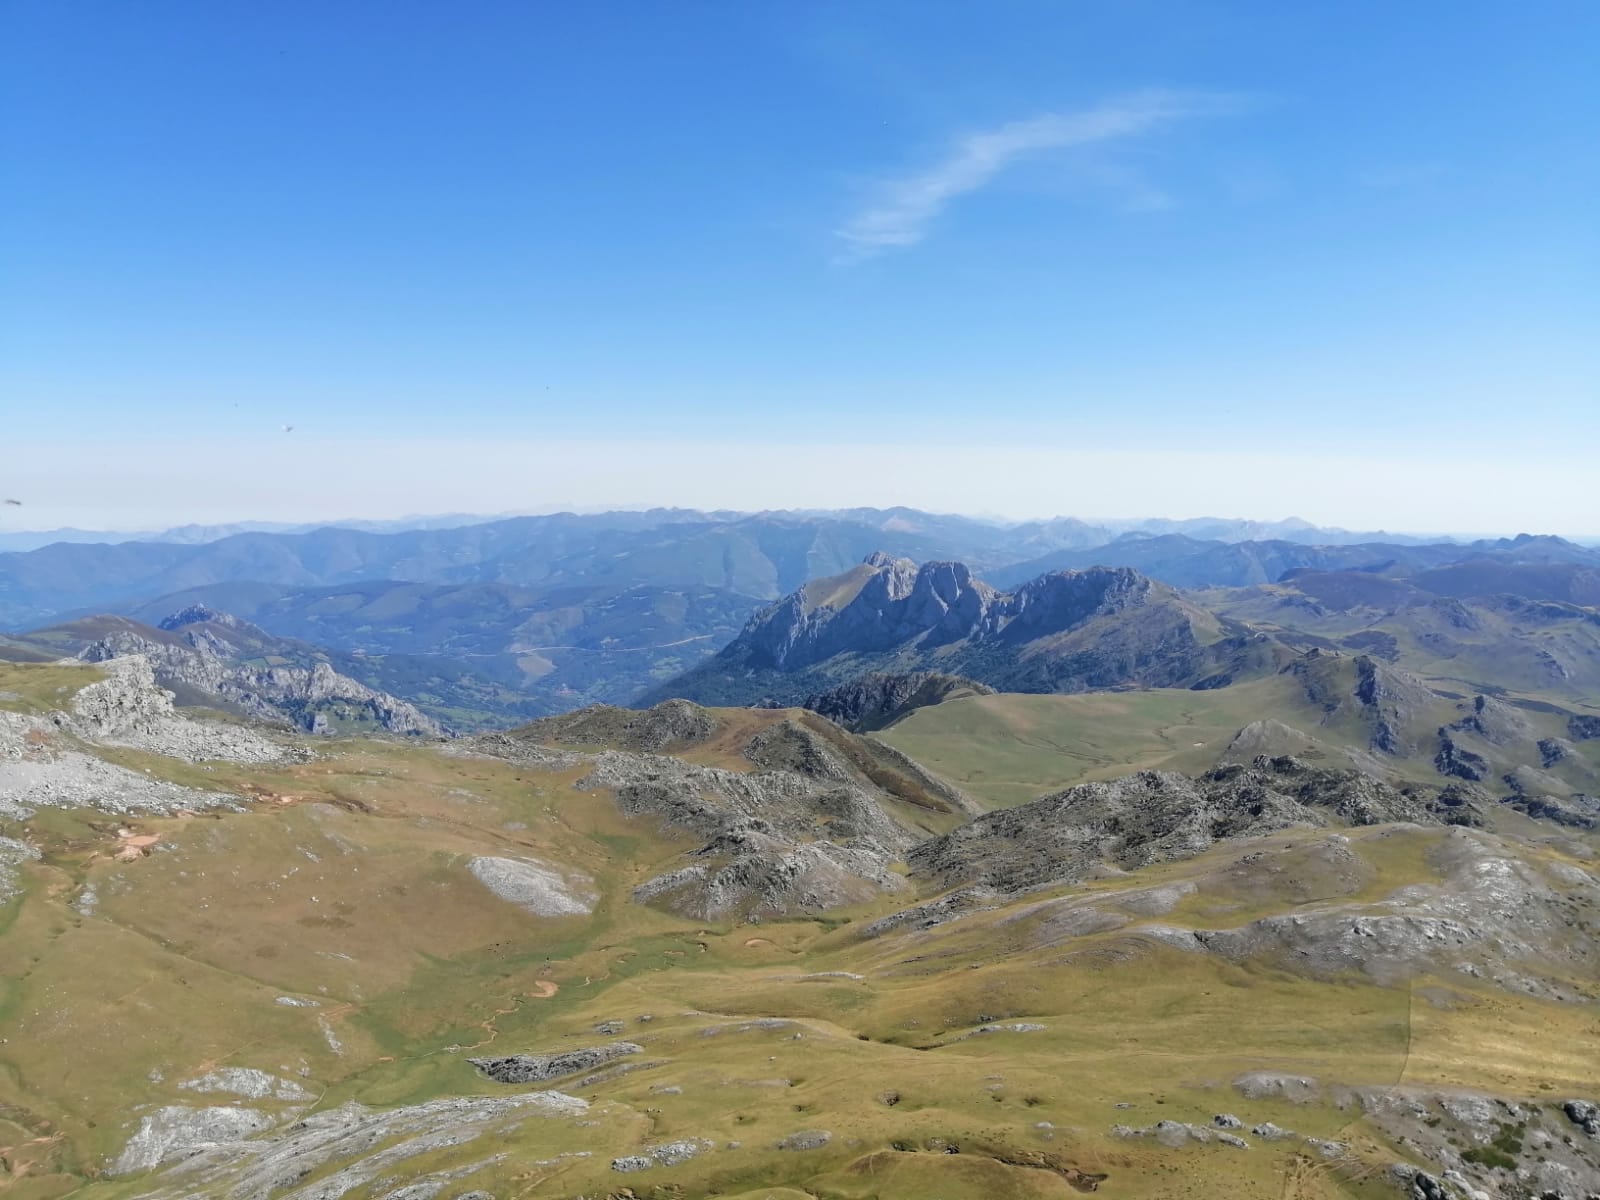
[4,508,1593,631]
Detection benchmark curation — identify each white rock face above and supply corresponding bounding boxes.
[125,1093,586,1199]
[467,856,598,917]
[113,1105,275,1173]
[69,656,286,763]
[179,1067,311,1101]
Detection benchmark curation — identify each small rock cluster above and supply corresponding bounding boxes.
[469,1041,642,1084]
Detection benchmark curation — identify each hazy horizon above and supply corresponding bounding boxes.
[0,443,1593,545]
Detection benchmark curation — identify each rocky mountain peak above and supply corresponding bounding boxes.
[649,556,1263,709]
[996,566,1156,638]
[157,604,243,632]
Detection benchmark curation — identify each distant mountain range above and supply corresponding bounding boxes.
[0,504,1524,556]
[4,508,1595,631]
[0,509,1012,629]
[986,531,1600,591]
[2,508,1596,728]
[0,511,525,553]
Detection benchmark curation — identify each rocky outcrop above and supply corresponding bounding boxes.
[76,612,443,737]
[248,661,443,737]
[1447,694,1533,747]
[742,719,856,781]
[465,702,972,919]
[1112,1120,1251,1149]
[1507,791,1600,829]
[64,655,286,761]
[634,828,904,918]
[1144,829,1600,999]
[612,1139,711,1171]
[1,708,243,820]
[470,1042,642,1083]
[177,1068,311,1102]
[910,756,1478,896]
[1434,731,1489,781]
[1538,736,1573,767]
[580,750,911,919]
[802,671,995,732]
[1565,1099,1600,1137]
[113,1106,276,1174]
[114,1093,587,1198]
[1,658,275,822]
[1363,1088,1600,1199]
[775,1130,832,1151]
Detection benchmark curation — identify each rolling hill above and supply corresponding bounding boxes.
[878,651,1600,813]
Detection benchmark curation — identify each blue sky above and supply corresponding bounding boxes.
[3,2,1597,532]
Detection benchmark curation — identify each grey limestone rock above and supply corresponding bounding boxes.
[466,856,597,917]
[178,1067,311,1102]
[112,1105,275,1174]
[610,1138,711,1171]
[1565,1099,1600,1137]
[121,1093,583,1200]
[1234,1072,1321,1103]
[776,1130,832,1151]
[910,757,1464,897]
[470,1041,642,1084]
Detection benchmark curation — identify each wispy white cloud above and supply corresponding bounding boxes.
[836,90,1241,259]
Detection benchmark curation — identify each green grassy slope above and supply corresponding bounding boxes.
[880,658,1600,810]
